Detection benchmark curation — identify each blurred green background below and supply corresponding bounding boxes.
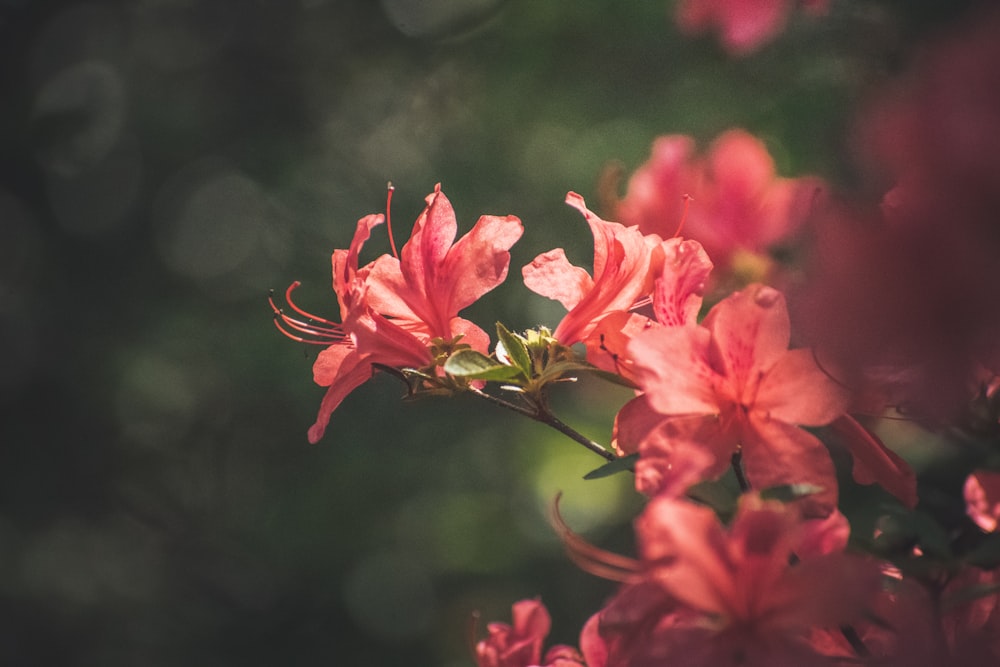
[0,1,983,665]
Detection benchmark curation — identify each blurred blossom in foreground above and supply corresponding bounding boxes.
[792,7,1000,426]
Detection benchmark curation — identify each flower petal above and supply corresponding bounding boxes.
[754,348,850,426]
[742,416,839,517]
[630,324,720,416]
[523,248,594,311]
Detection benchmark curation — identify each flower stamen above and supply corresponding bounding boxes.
[269,282,347,345]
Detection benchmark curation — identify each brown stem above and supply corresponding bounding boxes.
[469,387,616,461]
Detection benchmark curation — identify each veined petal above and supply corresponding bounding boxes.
[701,284,791,394]
[441,213,523,315]
[630,324,719,416]
[523,248,594,311]
[754,348,850,426]
[652,237,714,327]
[400,183,458,302]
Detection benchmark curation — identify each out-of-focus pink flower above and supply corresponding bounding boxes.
[623,284,850,514]
[793,8,1000,426]
[523,192,662,346]
[965,470,1000,533]
[675,0,828,55]
[273,185,522,443]
[616,130,820,276]
[586,495,878,666]
[476,599,585,667]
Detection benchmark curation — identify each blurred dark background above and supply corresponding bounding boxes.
[0,1,985,665]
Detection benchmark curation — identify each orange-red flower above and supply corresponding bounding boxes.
[523,192,662,347]
[273,185,522,443]
[622,284,850,514]
[584,495,879,667]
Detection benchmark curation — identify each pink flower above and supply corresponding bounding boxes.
[584,236,714,382]
[273,185,522,443]
[622,284,851,514]
[523,192,661,347]
[586,495,879,666]
[476,599,585,667]
[965,470,1000,533]
[616,130,820,276]
[675,0,828,55]
[792,8,1000,425]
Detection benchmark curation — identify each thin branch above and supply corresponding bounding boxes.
[469,387,616,461]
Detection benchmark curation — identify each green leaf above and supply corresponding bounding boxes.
[495,322,532,377]
[759,483,824,503]
[444,349,523,381]
[583,453,638,479]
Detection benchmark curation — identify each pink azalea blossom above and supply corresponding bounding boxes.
[616,130,821,277]
[584,495,879,666]
[621,284,851,514]
[793,7,1000,425]
[523,192,662,347]
[273,185,522,443]
[476,599,585,667]
[675,0,829,56]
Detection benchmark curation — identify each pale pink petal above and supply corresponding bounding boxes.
[349,310,433,369]
[364,254,428,325]
[629,324,720,416]
[742,416,839,516]
[754,348,851,426]
[399,183,457,303]
[829,415,918,508]
[522,248,593,311]
[442,213,523,314]
[308,347,373,444]
[333,213,384,315]
[542,192,658,344]
[449,316,491,354]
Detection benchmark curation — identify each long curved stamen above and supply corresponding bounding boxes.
[269,283,347,345]
[386,181,399,259]
[672,193,693,238]
[551,494,642,583]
